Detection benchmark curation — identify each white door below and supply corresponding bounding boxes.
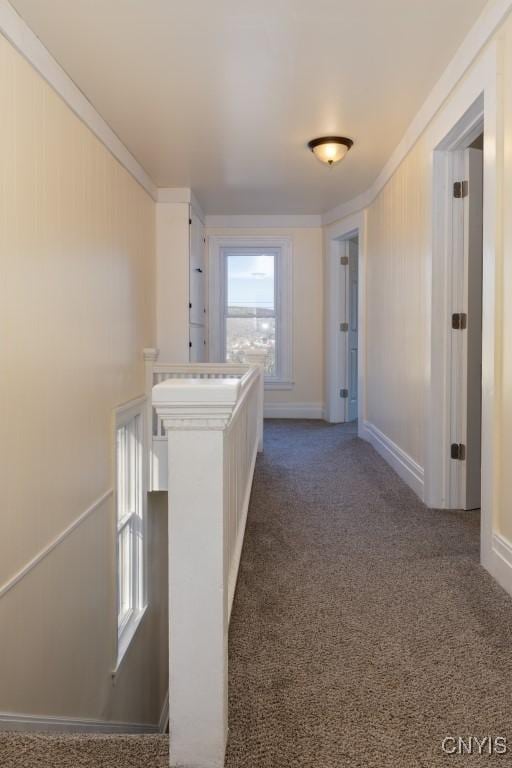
[338,238,358,422]
[347,239,359,422]
[450,147,483,510]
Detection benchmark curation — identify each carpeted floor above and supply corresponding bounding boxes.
[2,420,512,767]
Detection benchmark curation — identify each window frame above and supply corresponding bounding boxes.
[208,236,293,389]
[221,246,279,376]
[114,396,148,673]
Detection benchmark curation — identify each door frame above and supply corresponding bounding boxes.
[433,121,484,511]
[324,210,367,430]
[425,43,499,581]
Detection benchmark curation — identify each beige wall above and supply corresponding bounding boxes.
[0,34,167,725]
[205,227,324,411]
[365,138,428,467]
[327,16,512,543]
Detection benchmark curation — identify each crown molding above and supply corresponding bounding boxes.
[2,0,511,223]
[0,1,158,200]
[205,214,322,229]
[322,0,512,226]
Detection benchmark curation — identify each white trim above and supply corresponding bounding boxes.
[112,605,148,678]
[264,402,324,419]
[0,489,113,601]
[205,214,322,229]
[0,1,157,200]
[156,187,205,222]
[489,534,512,595]
[428,111,486,513]
[156,189,205,221]
[114,396,148,673]
[158,692,169,734]
[228,435,258,616]
[208,235,293,385]
[2,0,510,221]
[361,421,425,500]
[321,0,512,226]
[3,0,509,222]
[0,711,159,734]
[264,379,294,391]
[427,106,484,510]
[421,44,499,588]
[157,187,193,204]
[191,192,205,224]
[323,210,367,435]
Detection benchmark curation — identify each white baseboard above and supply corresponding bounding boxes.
[264,402,324,419]
[0,711,160,734]
[488,533,512,598]
[158,691,169,734]
[361,420,424,501]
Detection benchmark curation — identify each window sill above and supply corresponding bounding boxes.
[264,379,294,391]
[112,604,148,679]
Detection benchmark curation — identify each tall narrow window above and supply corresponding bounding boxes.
[223,248,278,376]
[209,237,293,388]
[115,399,146,667]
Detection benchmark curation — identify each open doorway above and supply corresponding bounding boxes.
[345,237,359,422]
[449,136,483,511]
[324,226,362,425]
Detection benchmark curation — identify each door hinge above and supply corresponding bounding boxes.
[340,388,349,399]
[189,341,192,348]
[451,443,466,461]
[453,180,468,198]
[340,322,349,332]
[189,218,192,225]
[340,255,349,266]
[452,312,467,330]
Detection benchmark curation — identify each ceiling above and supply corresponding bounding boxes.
[10,0,489,214]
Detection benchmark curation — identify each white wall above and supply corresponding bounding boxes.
[156,201,191,363]
[205,226,324,418]
[0,33,167,727]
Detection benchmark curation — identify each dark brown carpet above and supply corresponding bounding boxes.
[2,420,512,767]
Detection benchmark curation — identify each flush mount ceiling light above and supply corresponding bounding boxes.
[307,136,353,166]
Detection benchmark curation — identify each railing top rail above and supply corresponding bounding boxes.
[153,376,242,406]
[229,365,260,424]
[153,362,249,374]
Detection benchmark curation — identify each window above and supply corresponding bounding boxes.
[115,398,146,668]
[224,249,277,376]
[209,237,293,388]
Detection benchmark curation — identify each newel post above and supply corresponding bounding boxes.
[243,349,267,452]
[153,377,241,768]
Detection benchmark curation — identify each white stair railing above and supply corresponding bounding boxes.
[144,349,266,492]
[148,348,266,768]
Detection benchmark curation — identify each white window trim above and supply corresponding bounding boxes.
[113,395,148,675]
[208,235,293,389]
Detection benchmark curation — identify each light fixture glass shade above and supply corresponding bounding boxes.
[308,136,353,166]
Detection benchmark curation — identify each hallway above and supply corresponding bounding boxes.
[226,420,512,767]
[3,420,512,767]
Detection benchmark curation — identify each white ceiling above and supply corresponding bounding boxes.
[10,0,488,214]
